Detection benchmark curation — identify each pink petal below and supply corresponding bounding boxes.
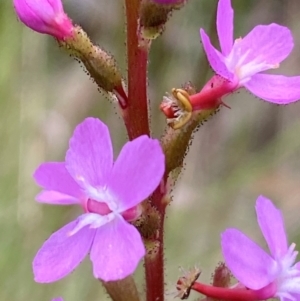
[14,0,54,25]
[244,73,300,104]
[36,190,79,205]
[48,0,63,12]
[217,0,233,56]
[13,0,73,39]
[108,135,165,211]
[33,220,95,283]
[238,24,293,66]
[66,118,113,190]
[69,213,115,236]
[90,217,145,281]
[221,228,277,290]
[34,162,82,199]
[200,29,234,81]
[255,195,287,260]
[52,298,63,301]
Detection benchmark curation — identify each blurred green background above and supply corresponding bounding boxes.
[1,0,300,300]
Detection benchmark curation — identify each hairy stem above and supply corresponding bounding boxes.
[124,0,150,140]
[124,1,163,300]
[144,210,166,301]
[145,175,168,301]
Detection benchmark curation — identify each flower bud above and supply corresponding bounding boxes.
[139,0,187,39]
[13,0,74,40]
[212,262,231,288]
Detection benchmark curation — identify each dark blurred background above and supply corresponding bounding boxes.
[1,0,300,300]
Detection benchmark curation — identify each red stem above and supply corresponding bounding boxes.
[144,210,166,301]
[145,176,168,301]
[124,0,150,140]
[124,1,165,301]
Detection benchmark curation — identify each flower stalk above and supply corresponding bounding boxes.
[144,224,166,301]
[124,0,150,140]
[124,1,165,300]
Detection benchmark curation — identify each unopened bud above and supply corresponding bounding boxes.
[212,262,231,288]
[13,0,74,40]
[60,26,126,104]
[139,0,187,39]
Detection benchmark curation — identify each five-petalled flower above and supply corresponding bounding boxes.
[221,195,300,301]
[33,118,165,282]
[199,0,300,105]
[13,0,74,40]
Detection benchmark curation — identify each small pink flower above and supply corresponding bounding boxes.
[13,0,74,40]
[33,118,165,282]
[160,0,300,128]
[199,0,300,105]
[52,298,63,301]
[222,195,300,301]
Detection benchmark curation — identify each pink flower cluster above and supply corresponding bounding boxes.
[13,0,300,299]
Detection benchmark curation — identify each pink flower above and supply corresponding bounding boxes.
[33,118,165,282]
[52,298,63,301]
[13,0,74,40]
[199,0,300,104]
[221,195,300,301]
[160,0,300,129]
